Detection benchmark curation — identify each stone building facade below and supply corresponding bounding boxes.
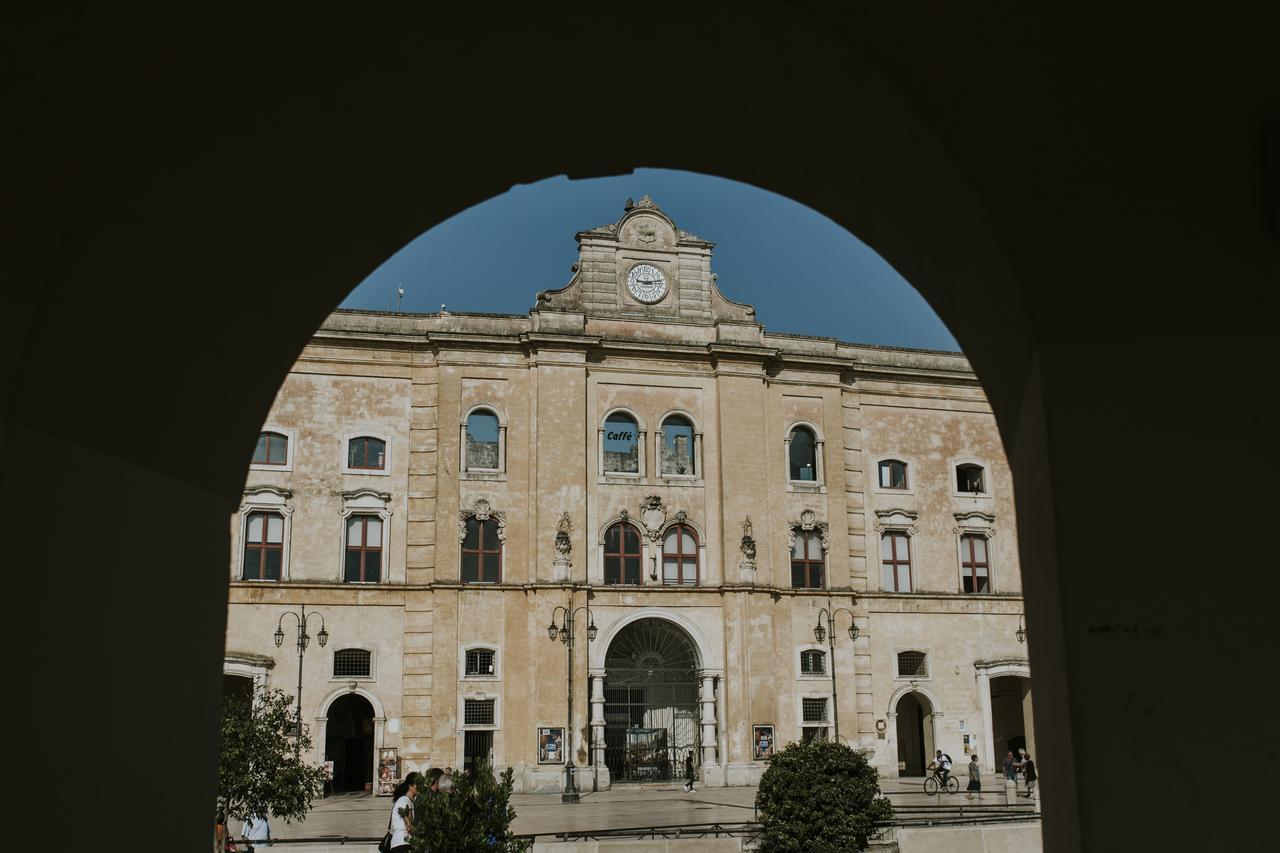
[223,197,1034,794]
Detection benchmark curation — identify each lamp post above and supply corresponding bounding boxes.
[1016,614,1028,644]
[274,604,328,759]
[814,601,859,744]
[547,601,596,803]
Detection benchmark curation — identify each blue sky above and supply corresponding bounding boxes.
[341,169,960,352]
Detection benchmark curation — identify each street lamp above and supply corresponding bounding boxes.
[547,600,596,803]
[1016,614,1028,644]
[274,604,328,759]
[814,600,858,743]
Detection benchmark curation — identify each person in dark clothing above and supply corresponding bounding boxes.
[683,751,696,793]
[966,753,982,799]
[1002,750,1018,785]
[1022,755,1038,798]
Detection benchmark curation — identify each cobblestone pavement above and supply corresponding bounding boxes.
[274,774,1037,841]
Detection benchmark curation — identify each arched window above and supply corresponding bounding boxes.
[333,648,372,678]
[791,529,825,588]
[461,517,501,583]
[660,415,696,476]
[881,530,912,592]
[957,463,986,494]
[661,523,698,585]
[347,436,386,470]
[960,533,991,593]
[788,426,818,482]
[242,511,283,580]
[603,522,642,585]
[603,412,640,473]
[465,409,501,471]
[252,431,289,465]
[344,514,383,583]
[878,459,908,489]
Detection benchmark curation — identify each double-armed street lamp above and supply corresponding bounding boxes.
[547,601,597,803]
[274,604,328,759]
[814,601,859,743]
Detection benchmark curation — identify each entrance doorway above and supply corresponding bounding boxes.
[990,675,1032,756]
[895,692,935,776]
[603,618,701,782]
[463,730,493,772]
[325,694,375,793]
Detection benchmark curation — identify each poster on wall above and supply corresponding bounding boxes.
[538,727,564,764]
[377,747,399,796]
[753,725,775,760]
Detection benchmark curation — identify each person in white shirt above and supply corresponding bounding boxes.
[240,813,270,851]
[389,771,423,852]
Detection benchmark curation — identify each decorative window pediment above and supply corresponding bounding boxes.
[457,498,507,543]
[787,508,831,552]
[873,507,919,536]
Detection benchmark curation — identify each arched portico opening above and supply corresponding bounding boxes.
[894,691,936,777]
[325,693,375,793]
[602,618,701,783]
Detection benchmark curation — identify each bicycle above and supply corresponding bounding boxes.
[923,768,959,796]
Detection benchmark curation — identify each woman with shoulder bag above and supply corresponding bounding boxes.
[383,771,423,853]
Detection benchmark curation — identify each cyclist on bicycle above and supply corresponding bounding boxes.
[931,749,953,786]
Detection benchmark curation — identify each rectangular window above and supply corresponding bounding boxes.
[465,648,495,677]
[897,651,928,678]
[243,511,284,581]
[463,730,493,773]
[878,460,908,489]
[801,697,829,742]
[461,518,501,583]
[344,515,383,583]
[960,533,991,593]
[463,698,495,726]
[881,531,912,592]
[791,529,825,589]
[604,523,642,585]
[333,648,372,678]
[801,650,826,675]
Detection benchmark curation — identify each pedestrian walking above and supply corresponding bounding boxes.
[965,753,982,799]
[1022,755,1037,798]
[1002,750,1018,784]
[240,813,271,851]
[683,750,696,793]
[386,771,422,853]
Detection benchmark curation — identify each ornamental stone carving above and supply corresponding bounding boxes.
[873,507,919,537]
[787,509,831,552]
[458,498,507,543]
[553,512,573,567]
[640,496,667,541]
[739,515,757,572]
[952,511,998,536]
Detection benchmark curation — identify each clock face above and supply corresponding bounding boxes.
[626,263,668,304]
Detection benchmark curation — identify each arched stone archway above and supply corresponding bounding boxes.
[18,6,1279,850]
[323,693,376,793]
[890,690,939,777]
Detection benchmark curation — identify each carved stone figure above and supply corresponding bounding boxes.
[640,496,666,541]
[739,514,757,572]
[552,512,573,575]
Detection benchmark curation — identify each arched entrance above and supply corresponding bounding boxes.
[895,692,936,777]
[603,618,701,783]
[325,694,375,793]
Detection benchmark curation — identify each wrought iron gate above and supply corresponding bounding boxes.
[603,618,701,782]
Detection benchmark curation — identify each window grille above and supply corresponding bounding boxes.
[802,697,828,723]
[465,648,495,677]
[800,650,826,675]
[463,698,495,726]
[897,651,928,678]
[333,648,371,678]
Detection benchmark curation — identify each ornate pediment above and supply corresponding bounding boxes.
[787,509,831,552]
[873,507,919,536]
[458,498,507,543]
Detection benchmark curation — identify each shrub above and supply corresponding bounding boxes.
[216,688,327,825]
[754,739,893,852]
[409,762,531,852]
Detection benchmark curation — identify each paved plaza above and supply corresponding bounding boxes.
[275,775,1038,842]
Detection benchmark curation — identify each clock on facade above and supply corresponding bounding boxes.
[626,263,668,304]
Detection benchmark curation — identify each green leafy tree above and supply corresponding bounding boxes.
[754,739,894,852]
[409,762,532,852]
[216,688,327,825]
